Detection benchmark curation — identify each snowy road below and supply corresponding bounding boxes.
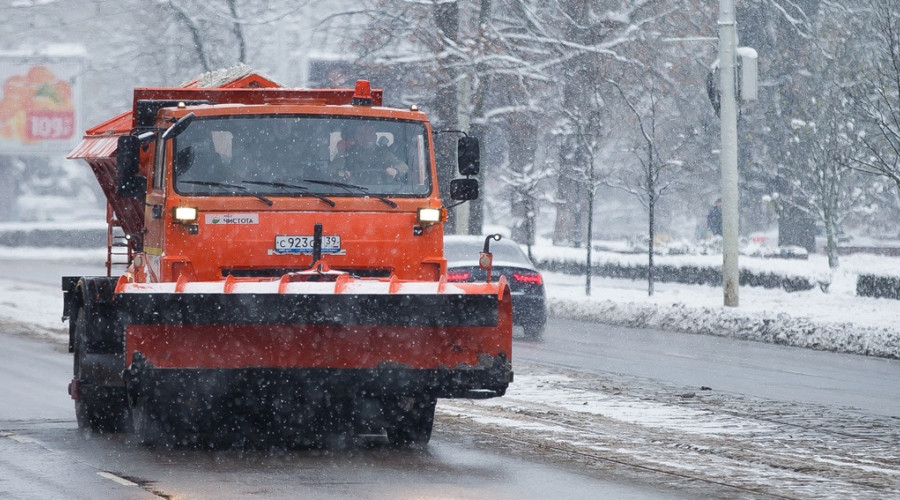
[0,327,685,499]
[4,322,898,499]
[438,324,900,498]
[516,318,900,417]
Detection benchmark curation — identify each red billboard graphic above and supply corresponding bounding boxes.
[0,60,81,153]
[26,110,75,141]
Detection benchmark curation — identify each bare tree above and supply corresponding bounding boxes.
[339,0,680,243]
[497,153,555,256]
[164,1,214,72]
[848,0,900,193]
[773,4,876,270]
[157,1,305,75]
[607,82,681,295]
[736,1,883,251]
[557,88,613,295]
[786,112,866,269]
[540,0,669,247]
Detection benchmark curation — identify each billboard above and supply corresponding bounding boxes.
[0,56,82,154]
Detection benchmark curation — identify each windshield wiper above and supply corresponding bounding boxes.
[242,180,336,207]
[179,180,274,206]
[302,179,398,208]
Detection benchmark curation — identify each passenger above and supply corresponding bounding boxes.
[330,123,408,183]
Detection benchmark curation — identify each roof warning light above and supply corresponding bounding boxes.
[352,80,373,106]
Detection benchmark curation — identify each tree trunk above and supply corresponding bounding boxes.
[507,115,538,243]
[433,1,461,234]
[586,188,593,296]
[466,0,493,236]
[227,0,246,63]
[823,206,839,269]
[648,170,655,297]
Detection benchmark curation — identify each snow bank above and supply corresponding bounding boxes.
[550,297,900,359]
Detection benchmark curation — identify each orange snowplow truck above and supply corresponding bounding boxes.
[62,71,512,447]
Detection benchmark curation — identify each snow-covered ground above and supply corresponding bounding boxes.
[535,234,900,359]
[539,252,900,359]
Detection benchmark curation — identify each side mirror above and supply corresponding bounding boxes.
[450,178,479,201]
[117,135,146,198]
[161,112,195,140]
[457,136,480,176]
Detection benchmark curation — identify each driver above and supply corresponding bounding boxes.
[174,133,226,188]
[330,123,408,183]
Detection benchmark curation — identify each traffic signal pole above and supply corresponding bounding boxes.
[718,0,740,307]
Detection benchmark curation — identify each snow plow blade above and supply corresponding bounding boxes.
[115,275,513,398]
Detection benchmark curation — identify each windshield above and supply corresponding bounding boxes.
[172,115,431,197]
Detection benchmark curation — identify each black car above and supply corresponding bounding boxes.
[444,235,547,340]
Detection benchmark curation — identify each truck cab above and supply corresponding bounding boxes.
[133,104,452,284]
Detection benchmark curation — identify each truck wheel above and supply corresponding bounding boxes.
[386,395,436,447]
[73,307,129,433]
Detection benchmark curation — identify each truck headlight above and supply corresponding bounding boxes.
[173,206,198,224]
[417,207,442,225]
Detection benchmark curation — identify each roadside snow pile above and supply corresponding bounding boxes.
[549,297,900,359]
[0,278,68,343]
[0,220,106,248]
[535,238,900,359]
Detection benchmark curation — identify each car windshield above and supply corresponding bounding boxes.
[444,238,532,266]
[172,115,431,197]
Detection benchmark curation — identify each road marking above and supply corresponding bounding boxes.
[4,434,139,489]
[97,471,138,487]
[4,433,38,444]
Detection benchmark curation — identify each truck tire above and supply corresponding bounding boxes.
[73,307,129,433]
[386,395,436,447]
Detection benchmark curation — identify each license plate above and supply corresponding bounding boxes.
[274,235,341,254]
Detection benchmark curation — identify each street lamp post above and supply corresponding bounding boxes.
[718,0,740,307]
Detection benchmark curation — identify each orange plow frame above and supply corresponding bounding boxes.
[116,275,513,397]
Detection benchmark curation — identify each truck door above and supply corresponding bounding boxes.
[143,137,168,272]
